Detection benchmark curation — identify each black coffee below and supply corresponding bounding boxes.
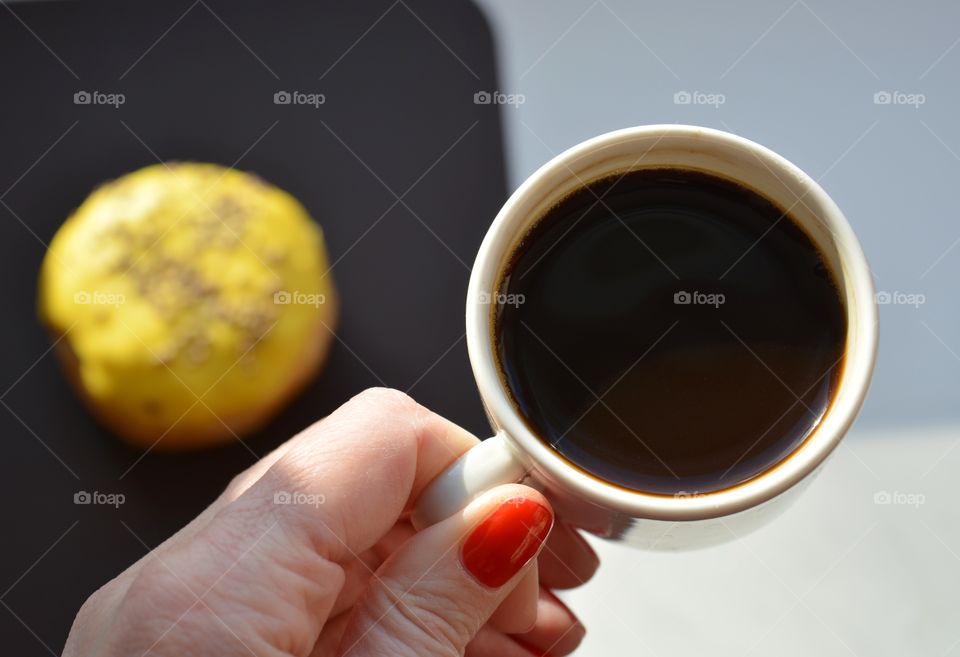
[496,168,846,495]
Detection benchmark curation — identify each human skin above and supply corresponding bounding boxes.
[64,388,599,656]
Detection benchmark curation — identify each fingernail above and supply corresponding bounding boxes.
[461,496,553,588]
[542,590,587,652]
[543,588,573,617]
[570,528,600,568]
[514,638,553,656]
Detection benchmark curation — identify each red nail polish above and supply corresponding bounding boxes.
[461,497,553,588]
[543,588,573,617]
[514,638,552,657]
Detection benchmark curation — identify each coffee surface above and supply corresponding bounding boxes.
[496,168,846,494]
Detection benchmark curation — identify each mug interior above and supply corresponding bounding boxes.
[466,125,877,520]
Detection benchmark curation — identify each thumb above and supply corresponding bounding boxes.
[337,484,553,657]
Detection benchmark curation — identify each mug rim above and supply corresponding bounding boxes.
[466,124,878,521]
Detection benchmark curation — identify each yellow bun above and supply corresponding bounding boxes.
[38,163,338,450]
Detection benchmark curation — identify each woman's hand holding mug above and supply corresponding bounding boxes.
[65,125,877,656]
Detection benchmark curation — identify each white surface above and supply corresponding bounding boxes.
[559,426,960,656]
[472,0,960,653]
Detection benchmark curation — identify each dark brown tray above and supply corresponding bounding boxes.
[0,0,507,651]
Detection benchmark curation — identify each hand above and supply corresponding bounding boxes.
[64,388,599,656]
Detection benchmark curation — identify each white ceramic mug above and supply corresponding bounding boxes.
[413,125,878,549]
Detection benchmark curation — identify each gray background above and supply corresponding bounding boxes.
[474,0,960,654]
[478,0,960,432]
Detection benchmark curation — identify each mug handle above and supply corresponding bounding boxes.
[411,433,528,529]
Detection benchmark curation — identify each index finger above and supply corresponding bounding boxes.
[220,387,480,563]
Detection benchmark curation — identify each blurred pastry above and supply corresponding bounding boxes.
[38,163,338,450]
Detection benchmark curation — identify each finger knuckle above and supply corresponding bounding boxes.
[351,386,418,411]
[71,581,115,633]
[362,578,477,656]
[222,470,252,500]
